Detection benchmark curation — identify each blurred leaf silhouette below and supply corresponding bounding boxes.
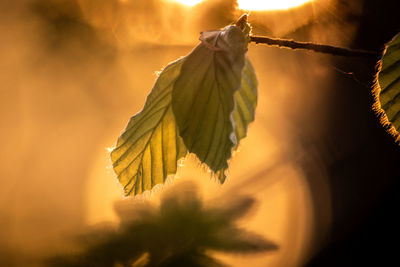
[47,182,277,267]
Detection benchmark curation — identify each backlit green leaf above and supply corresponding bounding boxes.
[110,58,187,196]
[232,57,258,149]
[374,33,400,142]
[171,25,250,182]
[111,18,256,194]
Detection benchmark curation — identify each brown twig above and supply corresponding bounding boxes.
[249,35,380,58]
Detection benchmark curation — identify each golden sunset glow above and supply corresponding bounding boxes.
[168,0,204,7]
[168,0,313,10]
[238,0,313,11]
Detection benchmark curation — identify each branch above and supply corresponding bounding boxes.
[249,35,380,58]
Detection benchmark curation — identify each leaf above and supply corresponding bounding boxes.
[110,58,187,196]
[111,17,256,194]
[232,57,258,149]
[171,25,250,182]
[374,33,400,142]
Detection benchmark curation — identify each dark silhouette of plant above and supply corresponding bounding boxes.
[47,182,277,267]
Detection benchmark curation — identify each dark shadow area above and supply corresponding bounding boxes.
[304,0,400,265]
[46,182,277,267]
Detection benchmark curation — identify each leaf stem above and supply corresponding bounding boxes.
[249,35,380,58]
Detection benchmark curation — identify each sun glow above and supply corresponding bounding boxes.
[238,0,313,11]
[168,0,313,10]
[168,0,204,7]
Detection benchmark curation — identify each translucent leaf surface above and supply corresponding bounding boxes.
[111,59,187,196]
[232,57,258,149]
[171,25,250,182]
[374,33,400,141]
[111,18,256,194]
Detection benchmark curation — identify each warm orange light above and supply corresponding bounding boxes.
[238,0,313,11]
[167,0,204,7]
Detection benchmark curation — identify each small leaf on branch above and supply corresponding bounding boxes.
[111,59,187,196]
[172,24,251,183]
[111,15,257,195]
[232,57,258,150]
[374,33,400,142]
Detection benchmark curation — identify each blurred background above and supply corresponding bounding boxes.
[1,0,399,266]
